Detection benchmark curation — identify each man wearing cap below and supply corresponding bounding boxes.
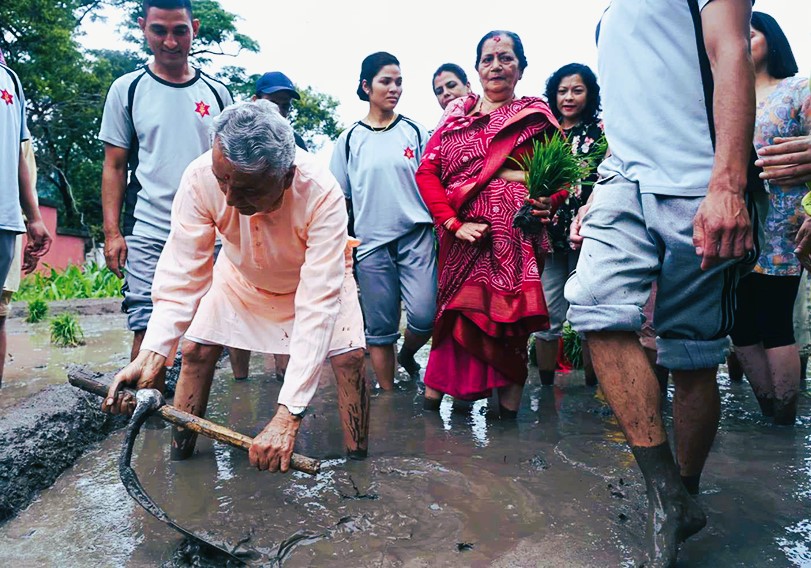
[253,71,308,151]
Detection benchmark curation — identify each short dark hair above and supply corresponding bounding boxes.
[544,63,602,124]
[432,63,468,87]
[751,11,798,79]
[475,30,527,73]
[143,0,193,18]
[356,51,400,102]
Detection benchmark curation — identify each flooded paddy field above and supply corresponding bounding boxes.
[0,323,809,567]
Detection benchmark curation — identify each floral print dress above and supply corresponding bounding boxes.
[753,76,811,276]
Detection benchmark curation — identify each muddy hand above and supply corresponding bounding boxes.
[102,350,167,415]
[692,189,751,270]
[526,197,553,223]
[249,406,302,472]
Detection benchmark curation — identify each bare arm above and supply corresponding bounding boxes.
[101,143,130,278]
[692,0,754,269]
[18,151,51,258]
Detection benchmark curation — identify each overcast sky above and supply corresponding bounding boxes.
[81,0,809,158]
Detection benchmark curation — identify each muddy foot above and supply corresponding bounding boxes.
[756,395,775,417]
[773,395,798,426]
[539,370,555,386]
[397,351,421,376]
[643,493,706,568]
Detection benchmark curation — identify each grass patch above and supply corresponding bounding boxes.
[562,323,583,369]
[15,262,122,302]
[25,299,48,323]
[50,313,85,347]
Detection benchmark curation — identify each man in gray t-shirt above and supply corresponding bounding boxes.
[98,0,232,360]
[565,1,762,565]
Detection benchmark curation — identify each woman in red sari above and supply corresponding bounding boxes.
[416,30,567,419]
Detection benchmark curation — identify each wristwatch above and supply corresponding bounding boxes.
[282,404,307,418]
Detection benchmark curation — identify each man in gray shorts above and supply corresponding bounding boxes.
[99,0,232,361]
[565,0,763,565]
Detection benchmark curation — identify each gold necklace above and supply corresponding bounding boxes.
[368,114,397,134]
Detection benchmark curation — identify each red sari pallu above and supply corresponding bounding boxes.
[416,95,566,400]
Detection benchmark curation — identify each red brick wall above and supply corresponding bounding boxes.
[21,205,88,273]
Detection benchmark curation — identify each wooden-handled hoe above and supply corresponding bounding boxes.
[68,365,321,565]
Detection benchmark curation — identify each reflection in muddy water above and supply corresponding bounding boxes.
[0,314,131,411]
[0,351,809,566]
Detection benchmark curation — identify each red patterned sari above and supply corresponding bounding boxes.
[416,95,562,400]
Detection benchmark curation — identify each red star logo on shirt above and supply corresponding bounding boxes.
[403,147,415,159]
[194,100,210,117]
[0,89,13,105]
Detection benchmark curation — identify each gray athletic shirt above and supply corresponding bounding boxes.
[598,0,715,196]
[329,116,432,261]
[0,64,28,234]
[99,66,233,239]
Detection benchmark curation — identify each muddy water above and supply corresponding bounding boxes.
[0,313,131,411]
[0,348,809,567]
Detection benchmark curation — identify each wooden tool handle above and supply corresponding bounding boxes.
[68,365,321,475]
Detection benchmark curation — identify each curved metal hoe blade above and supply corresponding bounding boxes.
[120,389,247,565]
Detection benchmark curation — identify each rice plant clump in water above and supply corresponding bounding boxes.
[50,313,85,347]
[15,262,122,302]
[25,299,48,323]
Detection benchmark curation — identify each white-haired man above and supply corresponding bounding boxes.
[103,100,369,471]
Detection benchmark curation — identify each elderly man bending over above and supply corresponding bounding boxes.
[103,100,369,471]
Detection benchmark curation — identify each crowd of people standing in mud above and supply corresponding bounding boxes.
[2,0,810,566]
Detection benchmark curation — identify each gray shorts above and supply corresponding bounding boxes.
[0,230,16,298]
[355,224,437,346]
[122,234,165,331]
[535,250,579,341]
[564,174,766,370]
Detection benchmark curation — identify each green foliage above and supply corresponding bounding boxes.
[15,263,122,302]
[514,132,591,199]
[50,313,85,347]
[25,299,49,323]
[289,86,344,149]
[562,323,583,369]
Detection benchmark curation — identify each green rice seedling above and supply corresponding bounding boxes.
[512,131,590,234]
[50,313,85,347]
[25,299,48,323]
[15,262,123,302]
[562,322,583,369]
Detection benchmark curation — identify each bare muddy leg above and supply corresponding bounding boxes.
[274,353,289,382]
[0,315,6,388]
[171,340,223,460]
[672,368,720,495]
[535,338,558,386]
[767,344,800,425]
[734,343,775,416]
[227,347,251,381]
[496,383,523,420]
[581,338,598,386]
[330,349,369,459]
[726,351,744,382]
[587,331,705,567]
[130,329,146,362]
[644,346,670,394]
[369,344,396,390]
[397,330,430,376]
[423,385,443,412]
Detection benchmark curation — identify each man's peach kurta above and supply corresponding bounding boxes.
[141,148,365,409]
